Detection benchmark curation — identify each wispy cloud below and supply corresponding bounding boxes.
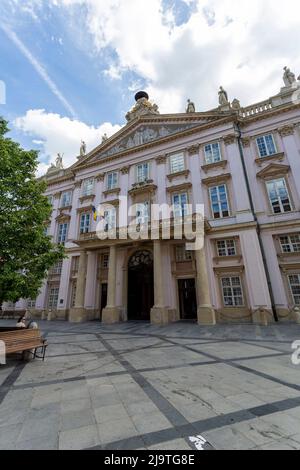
[1,23,77,118]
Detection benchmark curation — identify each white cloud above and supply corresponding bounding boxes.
[14,109,121,176]
[44,0,300,111]
[6,0,300,180]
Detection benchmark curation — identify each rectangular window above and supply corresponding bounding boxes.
[204,143,221,164]
[104,209,117,231]
[136,163,150,183]
[57,223,68,244]
[136,201,150,225]
[172,192,188,218]
[27,299,36,308]
[80,212,91,234]
[170,153,185,174]
[175,245,193,262]
[266,178,292,214]
[280,234,300,253]
[82,178,94,197]
[217,239,237,257]
[257,134,277,158]
[209,184,230,219]
[288,274,300,305]
[61,191,72,208]
[107,172,118,190]
[47,195,53,206]
[221,277,244,307]
[101,253,109,269]
[6,302,15,309]
[50,260,63,275]
[72,256,80,272]
[48,287,59,309]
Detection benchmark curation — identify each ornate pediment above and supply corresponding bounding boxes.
[56,213,71,222]
[71,106,232,172]
[94,121,211,160]
[257,163,290,179]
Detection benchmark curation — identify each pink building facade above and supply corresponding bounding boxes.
[5,72,300,325]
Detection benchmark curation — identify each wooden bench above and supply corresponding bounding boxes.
[0,310,26,320]
[0,329,48,361]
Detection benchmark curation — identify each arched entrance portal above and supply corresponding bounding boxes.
[128,250,154,321]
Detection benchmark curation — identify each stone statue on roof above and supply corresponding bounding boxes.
[80,140,86,158]
[101,133,108,144]
[283,66,296,87]
[186,99,196,113]
[55,153,64,169]
[218,86,229,106]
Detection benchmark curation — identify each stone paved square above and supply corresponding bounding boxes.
[1,320,300,450]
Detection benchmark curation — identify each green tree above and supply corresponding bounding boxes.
[0,118,65,307]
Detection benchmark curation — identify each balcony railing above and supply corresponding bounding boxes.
[239,99,273,118]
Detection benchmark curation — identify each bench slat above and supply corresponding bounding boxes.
[0,328,47,360]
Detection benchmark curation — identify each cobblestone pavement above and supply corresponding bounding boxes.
[0,320,300,450]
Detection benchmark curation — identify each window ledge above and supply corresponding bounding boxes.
[255,152,285,166]
[77,204,94,214]
[213,255,243,265]
[59,205,72,211]
[103,188,121,197]
[166,182,192,193]
[201,160,228,174]
[267,210,298,217]
[128,184,157,196]
[213,265,245,274]
[79,194,95,203]
[167,170,190,181]
[132,179,154,188]
[277,252,300,260]
[201,173,231,186]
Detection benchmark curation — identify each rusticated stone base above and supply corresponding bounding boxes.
[55,310,68,321]
[197,306,216,325]
[216,308,252,324]
[252,308,274,325]
[276,308,292,322]
[101,307,121,324]
[69,308,90,323]
[291,308,300,324]
[150,307,179,325]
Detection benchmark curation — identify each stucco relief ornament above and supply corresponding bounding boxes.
[231,98,241,110]
[186,99,196,113]
[125,91,160,122]
[283,66,296,87]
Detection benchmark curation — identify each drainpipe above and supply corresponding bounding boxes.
[234,121,278,322]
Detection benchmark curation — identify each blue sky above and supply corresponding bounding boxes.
[0,0,299,174]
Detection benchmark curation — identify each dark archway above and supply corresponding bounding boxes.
[128,250,154,321]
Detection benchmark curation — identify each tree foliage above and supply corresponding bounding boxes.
[0,118,64,306]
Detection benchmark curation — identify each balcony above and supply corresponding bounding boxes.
[129,180,157,197]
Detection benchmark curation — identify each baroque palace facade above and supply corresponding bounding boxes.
[4,68,300,325]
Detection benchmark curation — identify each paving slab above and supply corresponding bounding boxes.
[0,320,299,450]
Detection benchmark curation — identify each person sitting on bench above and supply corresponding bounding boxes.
[16,316,26,328]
